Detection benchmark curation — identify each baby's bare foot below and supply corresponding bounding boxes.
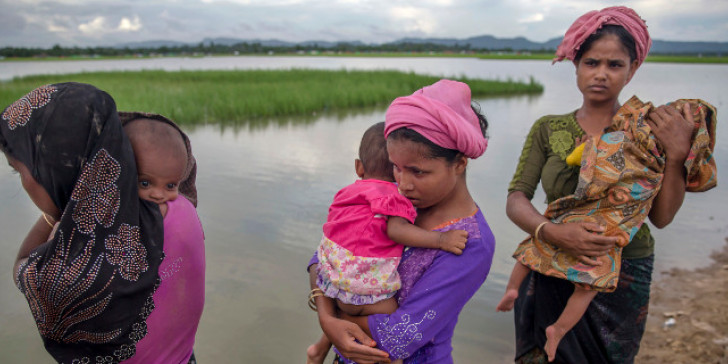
[496,289,519,312]
[544,324,567,362]
[306,342,329,364]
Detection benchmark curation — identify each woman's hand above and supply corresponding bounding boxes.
[309,263,391,363]
[541,222,618,265]
[319,314,391,364]
[507,192,617,265]
[646,103,694,164]
[645,103,693,228]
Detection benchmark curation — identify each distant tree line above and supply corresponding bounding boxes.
[0,41,523,58]
[3,40,720,59]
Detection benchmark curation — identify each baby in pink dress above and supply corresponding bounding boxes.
[307,122,468,364]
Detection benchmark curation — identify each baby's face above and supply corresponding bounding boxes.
[136,147,185,206]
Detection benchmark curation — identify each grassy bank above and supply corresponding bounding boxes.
[477,53,728,63]
[644,55,728,63]
[0,69,543,123]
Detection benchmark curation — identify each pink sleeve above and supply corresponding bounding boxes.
[370,193,417,224]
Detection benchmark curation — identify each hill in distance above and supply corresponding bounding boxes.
[116,34,728,54]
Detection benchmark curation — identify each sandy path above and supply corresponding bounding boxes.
[636,238,728,363]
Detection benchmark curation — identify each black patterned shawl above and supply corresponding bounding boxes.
[0,82,164,363]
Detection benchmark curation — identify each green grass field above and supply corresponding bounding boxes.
[476,53,728,63]
[0,69,543,124]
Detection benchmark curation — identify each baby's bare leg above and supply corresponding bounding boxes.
[334,298,400,363]
[544,286,598,362]
[337,296,398,316]
[306,334,331,364]
[496,262,531,312]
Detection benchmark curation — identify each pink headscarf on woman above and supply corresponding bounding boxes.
[553,6,651,67]
[384,79,488,159]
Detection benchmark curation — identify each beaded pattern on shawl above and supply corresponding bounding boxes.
[17,228,120,344]
[5,84,160,363]
[71,149,122,235]
[1,85,56,130]
[105,224,148,281]
[16,148,151,361]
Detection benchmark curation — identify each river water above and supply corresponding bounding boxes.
[0,56,726,363]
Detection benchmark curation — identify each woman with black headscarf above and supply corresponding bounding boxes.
[1,82,201,363]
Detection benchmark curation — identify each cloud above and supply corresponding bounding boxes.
[519,13,544,23]
[48,22,70,33]
[388,6,436,34]
[2,0,726,47]
[200,0,306,5]
[118,16,142,32]
[78,16,107,34]
[77,14,141,36]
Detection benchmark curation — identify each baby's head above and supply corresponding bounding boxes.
[124,118,188,206]
[356,122,394,182]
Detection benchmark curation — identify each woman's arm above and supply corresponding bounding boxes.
[646,103,694,228]
[387,216,467,255]
[13,216,55,283]
[506,118,615,264]
[506,191,618,265]
[308,263,391,364]
[367,227,494,360]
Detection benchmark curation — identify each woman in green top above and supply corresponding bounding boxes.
[506,7,695,364]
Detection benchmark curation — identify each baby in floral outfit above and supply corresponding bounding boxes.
[307,122,468,364]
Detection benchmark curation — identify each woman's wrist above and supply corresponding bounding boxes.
[539,222,560,247]
[666,156,688,171]
[533,221,549,240]
[41,213,56,229]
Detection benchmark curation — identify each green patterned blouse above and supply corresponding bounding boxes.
[508,111,654,259]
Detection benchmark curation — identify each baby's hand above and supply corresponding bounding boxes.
[438,230,468,255]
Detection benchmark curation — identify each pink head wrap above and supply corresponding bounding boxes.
[553,6,651,67]
[384,79,488,159]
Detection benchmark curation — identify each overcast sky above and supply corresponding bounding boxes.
[1,0,726,48]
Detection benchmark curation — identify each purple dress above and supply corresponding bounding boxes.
[310,209,495,363]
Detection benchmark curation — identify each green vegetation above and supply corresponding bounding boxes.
[0,69,543,124]
[0,42,481,59]
[644,55,728,64]
[477,52,728,63]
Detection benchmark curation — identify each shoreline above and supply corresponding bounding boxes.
[636,238,728,363]
[2,53,727,64]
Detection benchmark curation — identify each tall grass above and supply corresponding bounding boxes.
[0,69,543,124]
[477,53,728,64]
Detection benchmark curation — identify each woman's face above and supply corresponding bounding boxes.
[387,138,465,210]
[575,33,638,104]
[5,154,61,219]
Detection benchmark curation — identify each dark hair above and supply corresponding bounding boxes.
[574,24,637,63]
[359,122,393,180]
[387,104,488,163]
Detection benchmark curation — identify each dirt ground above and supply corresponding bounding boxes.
[636,238,728,364]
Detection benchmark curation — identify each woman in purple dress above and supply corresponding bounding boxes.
[307,79,496,363]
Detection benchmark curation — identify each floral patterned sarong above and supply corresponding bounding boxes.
[513,96,717,292]
[317,236,401,305]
